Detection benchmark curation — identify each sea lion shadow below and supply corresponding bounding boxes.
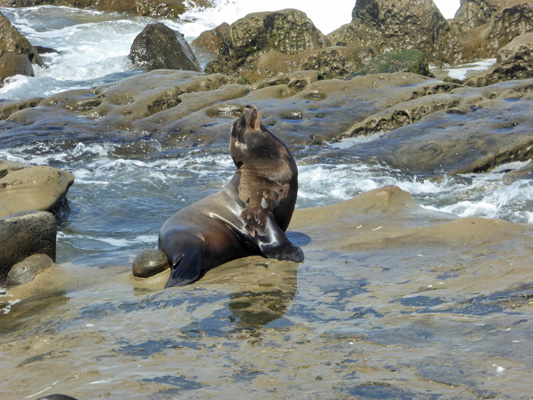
[286,231,311,247]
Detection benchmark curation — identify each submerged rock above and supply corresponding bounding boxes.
[129,23,201,72]
[0,210,56,286]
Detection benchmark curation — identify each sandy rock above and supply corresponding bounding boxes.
[0,11,43,66]
[465,32,533,86]
[6,254,55,286]
[0,210,56,286]
[0,164,74,217]
[129,23,201,71]
[132,249,170,278]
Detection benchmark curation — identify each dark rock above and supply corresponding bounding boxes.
[0,52,34,86]
[36,395,79,400]
[328,0,461,65]
[6,253,54,286]
[0,11,44,66]
[0,210,56,286]
[34,45,58,55]
[129,23,201,71]
[132,249,169,278]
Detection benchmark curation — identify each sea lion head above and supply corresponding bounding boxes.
[230,104,262,168]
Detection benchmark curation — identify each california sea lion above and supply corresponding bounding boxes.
[159,104,304,287]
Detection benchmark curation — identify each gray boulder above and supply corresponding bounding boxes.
[129,23,201,71]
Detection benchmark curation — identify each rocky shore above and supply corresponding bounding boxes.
[0,2,532,398]
[0,0,532,293]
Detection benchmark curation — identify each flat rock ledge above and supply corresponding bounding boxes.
[0,158,74,218]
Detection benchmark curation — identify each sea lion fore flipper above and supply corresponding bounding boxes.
[256,213,304,262]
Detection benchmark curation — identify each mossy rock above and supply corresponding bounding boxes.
[357,49,431,76]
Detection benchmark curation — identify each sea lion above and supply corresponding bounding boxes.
[159,104,304,287]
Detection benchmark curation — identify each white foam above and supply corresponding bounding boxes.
[445,59,497,80]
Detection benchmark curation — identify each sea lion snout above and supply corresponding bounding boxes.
[244,104,260,131]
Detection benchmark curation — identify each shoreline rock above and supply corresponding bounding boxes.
[0,210,56,287]
[0,160,74,218]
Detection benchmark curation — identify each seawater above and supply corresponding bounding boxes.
[0,4,532,265]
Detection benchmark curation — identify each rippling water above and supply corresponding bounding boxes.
[1,4,532,261]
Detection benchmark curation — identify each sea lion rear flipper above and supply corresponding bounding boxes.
[164,252,203,288]
[257,216,304,263]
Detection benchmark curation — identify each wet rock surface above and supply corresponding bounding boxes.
[1,69,530,179]
[2,186,532,399]
[129,23,201,72]
[0,52,34,86]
